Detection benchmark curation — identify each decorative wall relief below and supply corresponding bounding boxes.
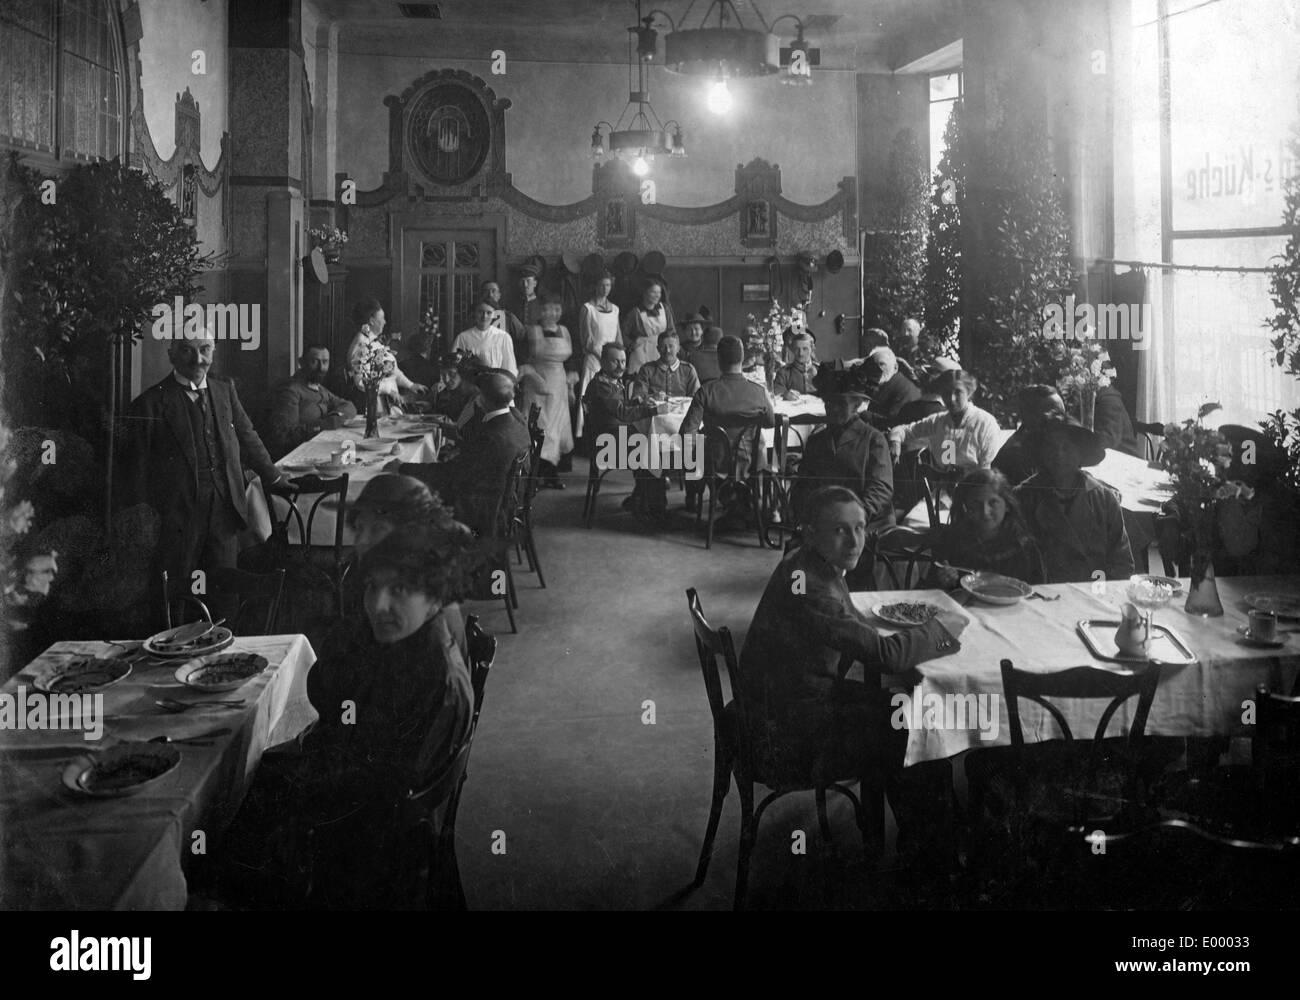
[347,69,856,261]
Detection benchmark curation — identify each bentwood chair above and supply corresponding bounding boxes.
[581,402,615,528]
[964,659,1162,902]
[517,404,547,588]
[246,473,350,620]
[481,454,530,634]
[1133,421,1166,463]
[1061,819,1300,910]
[865,526,935,591]
[399,613,498,910]
[698,416,771,550]
[161,567,286,636]
[686,588,883,909]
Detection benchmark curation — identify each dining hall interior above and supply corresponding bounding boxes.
[0,0,1299,916]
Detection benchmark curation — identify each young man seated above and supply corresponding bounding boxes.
[740,487,968,856]
[635,330,700,399]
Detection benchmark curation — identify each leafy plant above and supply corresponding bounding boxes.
[969,108,1073,424]
[865,128,928,337]
[924,100,964,363]
[1264,110,1300,494]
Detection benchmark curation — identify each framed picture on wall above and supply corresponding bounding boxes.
[741,283,770,302]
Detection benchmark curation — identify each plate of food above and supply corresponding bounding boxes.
[960,572,1032,606]
[62,742,181,798]
[871,601,942,627]
[1245,592,1300,620]
[143,624,235,658]
[32,657,132,694]
[174,652,269,691]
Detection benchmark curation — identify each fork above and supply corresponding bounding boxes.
[1028,591,1062,601]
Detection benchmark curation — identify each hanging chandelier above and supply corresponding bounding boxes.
[590,1,686,176]
[659,2,817,100]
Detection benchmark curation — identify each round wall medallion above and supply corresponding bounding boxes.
[407,82,491,186]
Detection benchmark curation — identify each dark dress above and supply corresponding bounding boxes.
[215,612,473,908]
[928,516,1046,585]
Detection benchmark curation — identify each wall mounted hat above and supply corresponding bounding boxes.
[611,251,639,276]
[825,249,844,274]
[305,247,328,285]
[641,250,667,274]
[561,252,584,274]
[581,252,607,278]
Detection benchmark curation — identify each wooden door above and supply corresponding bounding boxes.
[400,228,496,353]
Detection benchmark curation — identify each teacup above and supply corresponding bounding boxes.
[1248,609,1278,642]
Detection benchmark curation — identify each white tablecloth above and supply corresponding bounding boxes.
[243,416,441,547]
[0,634,317,909]
[902,445,1166,531]
[851,575,1300,767]
[642,394,826,453]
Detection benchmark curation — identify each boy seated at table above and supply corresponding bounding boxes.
[1015,419,1135,583]
[208,524,476,909]
[928,468,1045,588]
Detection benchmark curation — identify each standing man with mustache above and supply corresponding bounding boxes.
[120,331,292,615]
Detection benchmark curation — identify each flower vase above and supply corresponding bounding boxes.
[1184,551,1224,617]
[1080,387,1096,431]
[364,386,380,439]
[764,353,777,395]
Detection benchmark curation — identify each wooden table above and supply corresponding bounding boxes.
[0,634,317,909]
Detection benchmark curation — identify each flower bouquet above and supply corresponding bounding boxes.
[1157,403,1236,614]
[747,299,805,393]
[354,333,398,438]
[308,226,349,263]
[1056,339,1116,430]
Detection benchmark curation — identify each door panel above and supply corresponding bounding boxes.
[401,228,495,352]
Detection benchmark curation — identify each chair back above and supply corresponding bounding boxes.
[703,413,767,481]
[685,588,748,732]
[1000,658,1160,809]
[868,526,934,590]
[272,473,350,559]
[489,453,530,542]
[162,567,286,635]
[1254,685,1300,833]
[523,404,545,511]
[465,613,497,723]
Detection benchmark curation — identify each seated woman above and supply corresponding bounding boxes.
[212,522,477,909]
[1015,419,1135,583]
[928,468,1045,588]
[888,370,1002,472]
[344,298,428,414]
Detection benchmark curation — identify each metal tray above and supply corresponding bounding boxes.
[1076,619,1198,666]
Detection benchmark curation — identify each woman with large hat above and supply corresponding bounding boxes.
[1014,418,1135,583]
[621,277,675,376]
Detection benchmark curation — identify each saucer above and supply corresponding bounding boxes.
[1237,625,1288,648]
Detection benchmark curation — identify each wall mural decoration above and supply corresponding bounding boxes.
[345,69,855,261]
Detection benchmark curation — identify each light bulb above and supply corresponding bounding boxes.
[632,155,650,177]
[706,79,733,114]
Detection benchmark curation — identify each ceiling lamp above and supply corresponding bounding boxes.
[660,3,816,87]
[590,1,686,173]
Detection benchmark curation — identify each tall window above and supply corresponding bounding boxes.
[1139,0,1298,424]
[0,0,124,163]
[928,71,962,177]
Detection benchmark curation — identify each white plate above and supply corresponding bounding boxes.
[1245,592,1300,620]
[32,657,131,694]
[62,742,181,798]
[143,627,234,658]
[960,572,1032,606]
[355,438,396,451]
[174,652,269,691]
[871,601,942,627]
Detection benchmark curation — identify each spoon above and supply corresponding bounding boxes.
[154,697,245,713]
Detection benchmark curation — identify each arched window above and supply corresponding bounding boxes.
[0,0,125,163]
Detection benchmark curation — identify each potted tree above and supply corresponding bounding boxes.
[924,100,964,363]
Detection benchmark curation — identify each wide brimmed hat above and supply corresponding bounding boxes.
[641,250,666,274]
[352,474,437,519]
[825,249,844,274]
[814,366,872,400]
[561,252,583,275]
[581,252,606,278]
[1219,424,1285,483]
[678,312,706,326]
[1028,418,1106,468]
[611,251,639,276]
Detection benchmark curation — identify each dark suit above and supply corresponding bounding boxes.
[864,371,922,430]
[120,373,281,586]
[1093,386,1142,458]
[680,373,774,479]
[791,417,894,528]
[399,409,531,535]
